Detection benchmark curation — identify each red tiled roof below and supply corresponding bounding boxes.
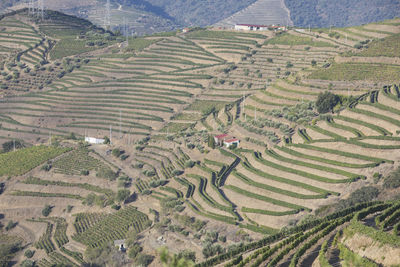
[215,134,228,139]
[224,138,239,143]
[236,24,268,27]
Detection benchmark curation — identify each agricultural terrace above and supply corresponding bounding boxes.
[198,200,400,266]
[0,145,70,177]
[1,9,400,266]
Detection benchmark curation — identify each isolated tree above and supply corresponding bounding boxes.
[159,247,194,267]
[316,91,340,113]
[2,140,23,152]
[116,189,130,203]
[42,205,52,217]
[208,135,215,149]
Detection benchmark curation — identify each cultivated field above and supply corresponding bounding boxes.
[1,9,400,266]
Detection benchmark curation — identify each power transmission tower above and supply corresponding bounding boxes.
[123,17,129,46]
[104,0,111,30]
[29,0,35,16]
[39,0,44,20]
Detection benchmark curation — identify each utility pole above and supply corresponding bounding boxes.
[128,128,132,145]
[109,125,112,145]
[242,92,245,118]
[119,109,122,139]
[254,106,257,121]
[13,139,15,152]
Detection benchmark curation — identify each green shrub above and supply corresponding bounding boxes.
[41,163,52,172]
[185,160,195,168]
[383,168,400,189]
[112,148,123,157]
[135,254,154,266]
[21,260,35,267]
[116,189,131,203]
[336,186,379,210]
[2,140,24,152]
[24,249,35,258]
[316,91,340,113]
[96,169,118,180]
[128,244,142,259]
[5,221,17,231]
[42,205,52,217]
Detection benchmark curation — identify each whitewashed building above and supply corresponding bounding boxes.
[235,24,268,31]
[85,137,105,144]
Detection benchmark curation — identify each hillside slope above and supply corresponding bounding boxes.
[1,10,400,267]
[285,0,400,27]
[4,0,400,34]
[214,0,293,28]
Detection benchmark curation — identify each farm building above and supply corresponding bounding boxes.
[182,28,190,33]
[224,138,240,148]
[114,239,126,251]
[214,134,240,148]
[235,24,268,31]
[214,134,229,146]
[85,137,105,144]
[269,25,287,31]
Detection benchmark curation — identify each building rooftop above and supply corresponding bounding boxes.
[236,24,268,27]
[215,134,229,139]
[225,138,239,143]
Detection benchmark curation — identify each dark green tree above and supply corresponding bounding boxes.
[208,135,215,149]
[316,91,340,113]
[2,140,24,152]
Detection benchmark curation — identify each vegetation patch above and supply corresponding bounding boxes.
[266,33,335,47]
[309,63,400,82]
[0,146,70,177]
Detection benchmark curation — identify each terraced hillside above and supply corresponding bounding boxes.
[215,0,293,28]
[1,9,400,266]
[199,200,400,266]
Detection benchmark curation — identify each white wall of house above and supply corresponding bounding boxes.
[235,24,268,31]
[85,137,105,144]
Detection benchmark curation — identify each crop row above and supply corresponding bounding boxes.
[197,201,380,266]
[0,146,70,177]
[266,149,364,180]
[241,160,332,195]
[72,207,150,248]
[254,151,356,184]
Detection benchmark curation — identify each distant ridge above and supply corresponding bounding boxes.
[215,0,293,28]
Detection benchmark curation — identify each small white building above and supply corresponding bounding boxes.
[114,239,126,251]
[85,137,105,144]
[224,138,240,148]
[235,24,268,31]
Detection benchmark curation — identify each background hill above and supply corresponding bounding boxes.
[2,0,400,35]
[1,9,400,266]
[285,0,400,28]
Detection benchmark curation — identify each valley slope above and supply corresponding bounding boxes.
[0,9,400,267]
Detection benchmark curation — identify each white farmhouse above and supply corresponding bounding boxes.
[235,24,268,31]
[85,137,105,144]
